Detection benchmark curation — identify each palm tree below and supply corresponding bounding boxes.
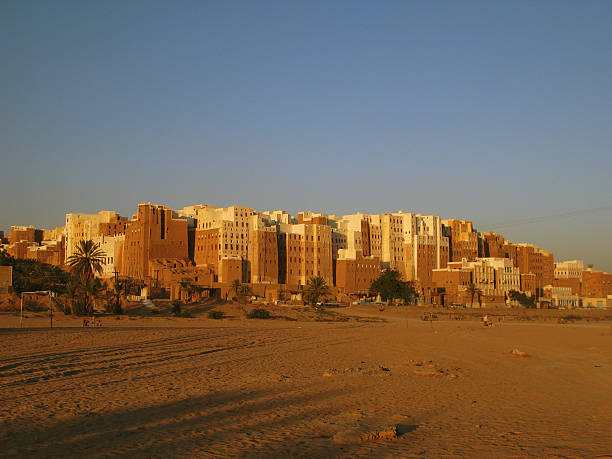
[238,284,253,304]
[467,283,478,308]
[179,277,195,303]
[107,279,127,314]
[67,240,106,281]
[65,277,81,315]
[230,280,242,301]
[84,277,104,316]
[304,276,330,306]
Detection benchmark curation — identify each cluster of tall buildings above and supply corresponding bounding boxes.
[1,202,610,308]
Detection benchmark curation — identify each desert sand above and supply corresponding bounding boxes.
[1,305,611,458]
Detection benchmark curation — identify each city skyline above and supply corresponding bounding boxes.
[2,199,609,273]
[5,200,610,310]
[2,200,612,272]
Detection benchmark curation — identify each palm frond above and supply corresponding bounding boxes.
[67,239,106,280]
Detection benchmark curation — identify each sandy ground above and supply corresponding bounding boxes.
[1,305,611,458]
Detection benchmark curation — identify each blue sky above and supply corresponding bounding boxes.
[1,1,611,270]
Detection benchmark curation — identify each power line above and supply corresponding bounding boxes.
[486,204,612,229]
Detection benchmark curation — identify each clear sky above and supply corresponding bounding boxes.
[1,1,611,270]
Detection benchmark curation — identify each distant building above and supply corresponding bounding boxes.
[248,214,279,284]
[479,232,505,258]
[554,259,584,279]
[582,268,612,298]
[27,239,65,266]
[65,211,128,263]
[92,234,125,278]
[120,204,189,280]
[194,205,254,282]
[335,249,380,295]
[582,297,609,309]
[8,225,43,245]
[503,242,554,292]
[280,220,333,288]
[432,264,472,305]
[543,285,579,308]
[7,200,612,306]
[443,219,479,262]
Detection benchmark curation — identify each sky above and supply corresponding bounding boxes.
[1,0,611,270]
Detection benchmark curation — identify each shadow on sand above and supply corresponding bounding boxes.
[2,384,381,458]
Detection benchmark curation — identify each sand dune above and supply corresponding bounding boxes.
[1,307,611,457]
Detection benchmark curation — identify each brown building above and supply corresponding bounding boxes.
[120,204,189,280]
[99,218,129,237]
[7,241,30,260]
[405,235,449,288]
[502,243,554,292]
[502,242,519,266]
[4,225,66,267]
[282,222,333,288]
[193,205,254,282]
[248,217,279,284]
[516,244,554,289]
[26,239,65,266]
[432,266,472,305]
[8,226,43,245]
[582,269,612,298]
[194,227,220,271]
[335,250,380,295]
[42,227,65,242]
[553,277,581,295]
[298,212,329,226]
[443,219,479,262]
[479,232,505,258]
[520,273,537,296]
[149,258,215,301]
[219,257,244,284]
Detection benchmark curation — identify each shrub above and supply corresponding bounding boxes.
[178,310,192,318]
[72,300,89,316]
[247,308,271,319]
[51,298,65,313]
[562,314,581,321]
[508,290,536,308]
[25,298,46,312]
[172,300,182,316]
[104,300,123,315]
[208,310,225,319]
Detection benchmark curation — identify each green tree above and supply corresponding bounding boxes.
[467,283,478,308]
[230,280,242,301]
[238,284,253,303]
[369,269,417,304]
[84,277,105,316]
[66,240,106,316]
[67,240,106,281]
[0,252,70,294]
[179,277,195,303]
[303,276,330,306]
[106,279,127,314]
[508,290,536,308]
[64,276,81,315]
